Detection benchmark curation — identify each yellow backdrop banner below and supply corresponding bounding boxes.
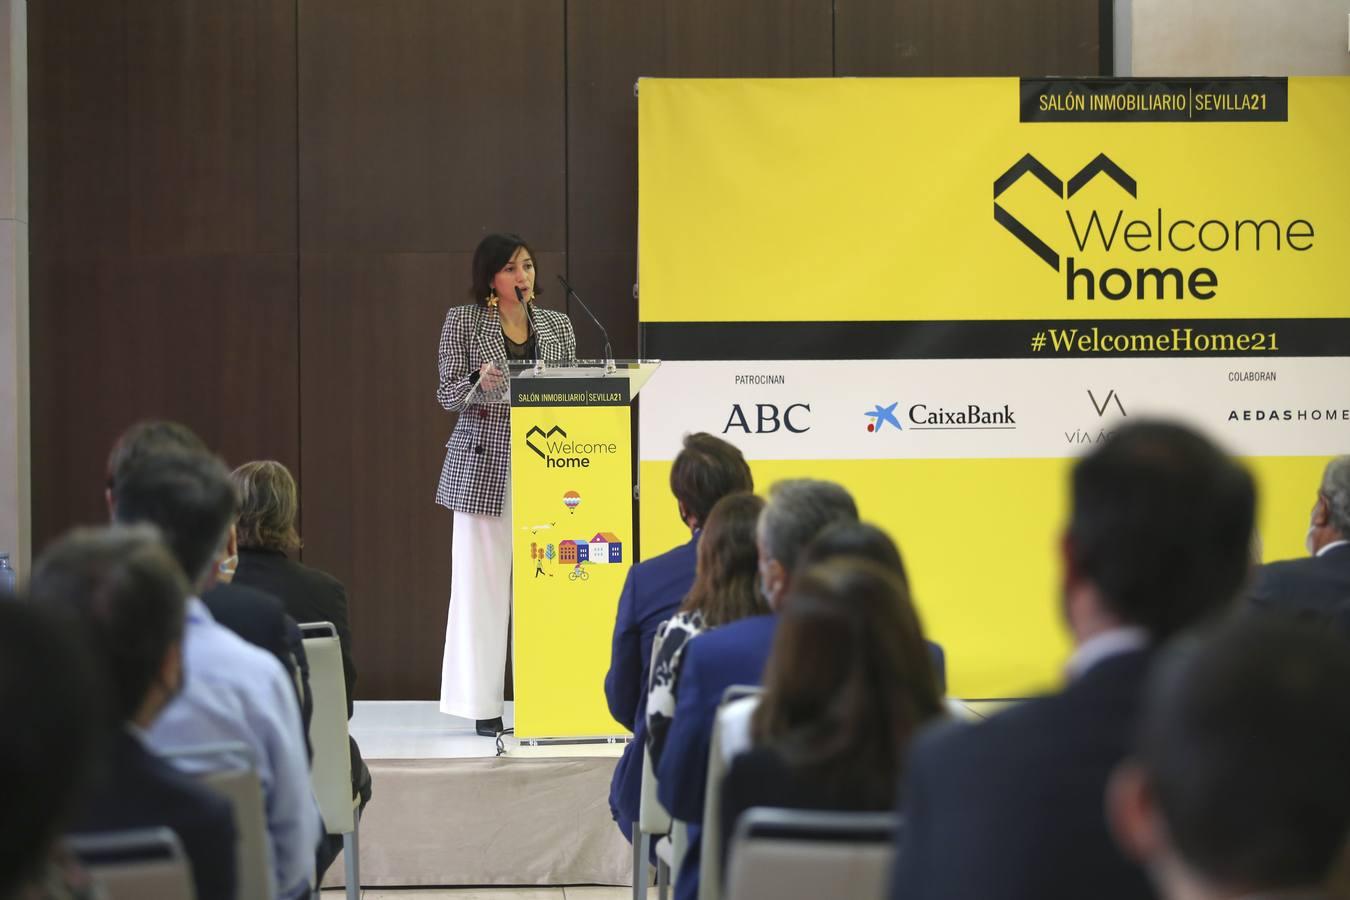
[637,77,1350,698]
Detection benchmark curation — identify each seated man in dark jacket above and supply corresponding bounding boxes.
[31,525,238,900]
[602,433,753,845]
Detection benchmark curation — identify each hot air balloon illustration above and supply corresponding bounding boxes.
[563,490,581,514]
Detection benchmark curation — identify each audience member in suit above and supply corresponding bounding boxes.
[228,460,371,808]
[1249,455,1350,633]
[603,433,753,843]
[796,521,947,693]
[1109,618,1350,900]
[646,492,767,769]
[658,479,858,900]
[890,421,1256,900]
[0,594,102,900]
[106,421,313,725]
[113,451,322,900]
[30,526,238,900]
[721,558,944,872]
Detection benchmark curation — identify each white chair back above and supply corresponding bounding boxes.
[300,622,354,834]
[301,621,361,900]
[724,808,899,900]
[163,741,275,900]
[68,828,196,900]
[697,684,764,900]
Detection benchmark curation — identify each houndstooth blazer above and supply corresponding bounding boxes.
[434,302,577,517]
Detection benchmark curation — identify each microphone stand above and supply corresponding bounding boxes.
[555,275,616,374]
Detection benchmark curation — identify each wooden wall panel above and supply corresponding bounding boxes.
[298,0,566,252]
[565,0,834,358]
[297,251,566,699]
[29,0,300,557]
[835,0,1101,76]
[30,255,300,547]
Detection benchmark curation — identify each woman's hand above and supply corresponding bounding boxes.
[478,361,504,391]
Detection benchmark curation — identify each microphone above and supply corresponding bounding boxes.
[555,274,614,367]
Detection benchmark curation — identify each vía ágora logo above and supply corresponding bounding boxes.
[993,153,1315,302]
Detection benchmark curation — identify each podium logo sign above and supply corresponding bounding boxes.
[525,424,619,469]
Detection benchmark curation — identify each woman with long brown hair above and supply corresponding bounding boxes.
[645,491,767,768]
[719,557,944,849]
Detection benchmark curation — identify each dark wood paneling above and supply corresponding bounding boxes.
[30,255,301,552]
[30,0,296,256]
[835,0,1100,76]
[297,251,564,699]
[298,0,566,253]
[567,250,637,359]
[28,0,130,256]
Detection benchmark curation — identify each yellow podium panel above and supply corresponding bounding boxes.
[511,378,633,740]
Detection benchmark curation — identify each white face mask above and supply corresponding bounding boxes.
[1306,522,1319,556]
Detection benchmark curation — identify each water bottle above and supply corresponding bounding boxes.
[0,553,15,595]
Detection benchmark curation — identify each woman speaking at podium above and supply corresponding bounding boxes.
[435,233,577,736]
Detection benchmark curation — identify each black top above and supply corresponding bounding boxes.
[721,744,893,874]
[233,548,371,804]
[503,321,537,361]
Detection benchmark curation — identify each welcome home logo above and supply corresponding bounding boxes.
[525,425,618,469]
[993,153,1316,302]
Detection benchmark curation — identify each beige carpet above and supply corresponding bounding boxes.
[323,754,633,889]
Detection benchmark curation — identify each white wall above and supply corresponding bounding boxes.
[1125,0,1350,75]
[0,0,28,579]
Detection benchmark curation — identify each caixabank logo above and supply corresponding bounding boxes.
[993,153,1316,303]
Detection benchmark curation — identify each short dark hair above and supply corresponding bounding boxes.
[753,558,943,806]
[30,525,189,725]
[669,433,754,528]
[470,232,541,304]
[679,492,768,627]
[112,452,238,586]
[798,520,908,587]
[0,595,103,896]
[1068,421,1254,638]
[105,420,207,491]
[1138,617,1350,889]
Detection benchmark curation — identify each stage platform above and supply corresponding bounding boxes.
[322,702,633,891]
[322,698,1012,891]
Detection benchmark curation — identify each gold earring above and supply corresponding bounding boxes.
[486,289,498,308]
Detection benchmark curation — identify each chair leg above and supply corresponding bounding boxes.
[632,822,650,900]
[658,857,670,900]
[343,822,360,900]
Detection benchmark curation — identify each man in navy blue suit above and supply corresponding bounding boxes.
[604,433,753,843]
[890,421,1256,900]
[656,479,858,900]
[32,525,239,900]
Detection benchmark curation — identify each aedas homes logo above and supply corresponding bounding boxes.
[993,153,1316,303]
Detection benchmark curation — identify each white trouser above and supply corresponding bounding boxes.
[439,480,512,720]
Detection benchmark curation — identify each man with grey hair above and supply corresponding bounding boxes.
[657,479,858,900]
[1250,455,1350,631]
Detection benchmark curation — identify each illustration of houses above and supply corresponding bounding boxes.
[559,539,590,565]
[589,532,623,564]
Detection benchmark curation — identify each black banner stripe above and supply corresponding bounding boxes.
[640,319,1350,361]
